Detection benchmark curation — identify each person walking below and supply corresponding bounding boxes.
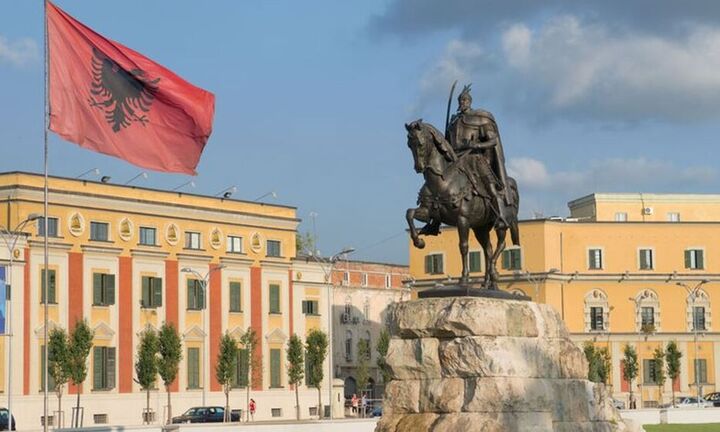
[361,394,368,418]
[249,398,256,422]
[351,394,358,416]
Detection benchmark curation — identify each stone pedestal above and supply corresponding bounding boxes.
[376,297,643,432]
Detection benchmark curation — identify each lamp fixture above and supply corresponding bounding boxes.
[75,168,100,179]
[124,171,149,185]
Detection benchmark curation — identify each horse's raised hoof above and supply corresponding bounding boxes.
[413,238,426,249]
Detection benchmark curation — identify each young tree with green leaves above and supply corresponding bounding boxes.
[286,334,305,420]
[356,339,371,417]
[653,347,666,405]
[158,322,182,424]
[239,327,259,422]
[296,232,317,255]
[306,329,329,419]
[665,341,682,407]
[135,328,159,424]
[215,333,238,422]
[376,329,391,384]
[48,327,70,425]
[583,342,611,384]
[68,319,94,427]
[623,344,639,408]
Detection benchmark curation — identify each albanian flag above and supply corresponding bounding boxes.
[47,1,215,175]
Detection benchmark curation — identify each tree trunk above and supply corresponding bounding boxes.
[295,385,300,420]
[146,389,151,424]
[75,391,81,427]
[166,385,172,424]
[245,385,250,422]
[225,388,230,422]
[57,388,62,428]
[317,386,323,419]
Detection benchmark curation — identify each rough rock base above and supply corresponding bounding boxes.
[376,297,642,432]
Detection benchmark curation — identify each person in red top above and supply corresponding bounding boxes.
[248,399,256,422]
[351,394,359,415]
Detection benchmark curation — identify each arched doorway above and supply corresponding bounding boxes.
[344,376,357,399]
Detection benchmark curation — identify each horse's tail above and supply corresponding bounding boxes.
[507,176,520,246]
[510,219,520,247]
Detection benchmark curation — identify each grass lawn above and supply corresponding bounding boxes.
[645,425,720,431]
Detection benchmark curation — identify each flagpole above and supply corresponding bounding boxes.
[43,1,50,431]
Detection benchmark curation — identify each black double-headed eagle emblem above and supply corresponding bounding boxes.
[88,47,161,133]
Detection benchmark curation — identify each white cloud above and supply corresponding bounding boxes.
[0,35,38,67]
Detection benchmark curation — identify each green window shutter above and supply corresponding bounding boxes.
[152,278,163,307]
[41,271,46,303]
[141,277,150,307]
[188,348,199,388]
[41,345,46,391]
[685,250,692,268]
[502,250,509,270]
[237,349,249,387]
[107,347,116,389]
[639,251,647,269]
[512,250,521,270]
[424,255,432,274]
[93,347,104,390]
[106,274,115,305]
[697,250,704,269]
[270,348,281,388]
[187,280,195,309]
[49,270,56,303]
[302,300,308,314]
[229,282,241,312]
[269,284,280,313]
[437,255,444,273]
[469,252,481,272]
[198,281,205,309]
[93,273,103,305]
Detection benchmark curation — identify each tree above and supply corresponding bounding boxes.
[135,328,159,424]
[158,322,182,424]
[286,334,305,420]
[356,338,371,417]
[653,347,666,405]
[216,333,238,421]
[665,341,682,407]
[376,329,391,384]
[67,319,94,427]
[48,327,70,426]
[583,342,611,384]
[305,329,329,419]
[622,344,639,408]
[296,232,317,255]
[239,327,259,422]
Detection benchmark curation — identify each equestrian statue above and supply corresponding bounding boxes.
[405,83,520,292]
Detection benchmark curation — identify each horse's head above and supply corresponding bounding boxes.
[405,119,454,175]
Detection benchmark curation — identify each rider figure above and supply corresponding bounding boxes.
[446,84,510,227]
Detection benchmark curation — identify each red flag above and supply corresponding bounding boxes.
[47,1,215,175]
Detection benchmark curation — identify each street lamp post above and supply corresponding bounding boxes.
[307,247,355,419]
[676,280,710,407]
[180,264,226,407]
[0,213,41,431]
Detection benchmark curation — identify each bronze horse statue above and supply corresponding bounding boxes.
[404,120,520,289]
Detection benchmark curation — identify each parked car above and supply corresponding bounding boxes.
[0,408,16,431]
[171,406,239,423]
[611,398,625,410]
[705,392,720,407]
[676,397,713,408]
[371,403,383,417]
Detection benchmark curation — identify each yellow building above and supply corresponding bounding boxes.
[409,193,720,408]
[0,171,345,426]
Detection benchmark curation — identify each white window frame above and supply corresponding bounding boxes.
[633,289,661,332]
[227,235,243,253]
[361,273,368,287]
[584,289,609,332]
[385,273,391,288]
[615,212,628,222]
[638,247,654,270]
[667,212,680,222]
[185,231,201,249]
[138,226,156,246]
[587,247,604,270]
[686,247,706,270]
[687,289,711,332]
[342,271,350,286]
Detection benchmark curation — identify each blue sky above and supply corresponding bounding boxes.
[2,1,720,264]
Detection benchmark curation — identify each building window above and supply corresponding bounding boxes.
[92,273,115,306]
[695,359,708,384]
[363,300,370,322]
[363,331,372,360]
[141,276,163,308]
[615,212,628,222]
[667,212,680,222]
[269,283,281,314]
[685,249,704,270]
[302,300,319,315]
[469,251,482,273]
[361,273,368,287]
[41,269,57,304]
[342,271,350,286]
[643,359,658,384]
[425,254,444,274]
[270,348,282,388]
[233,348,249,388]
[502,248,521,270]
[139,227,156,246]
[385,273,391,288]
[187,347,200,389]
[588,249,603,270]
[267,240,281,257]
[37,217,59,237]
[345,330,353,362]
[693,306,706,331]
[186,279,204,310]
[590,307,604,331]
[271,408,282,418]
[639,249,653,270]
[641,307,655,327]
[227,236,243,253]
[229,282,242,312]
[92,346,116,390]
[90,222,109,241]
[184,232,201,250]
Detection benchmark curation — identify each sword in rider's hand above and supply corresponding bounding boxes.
[444,80,458,139]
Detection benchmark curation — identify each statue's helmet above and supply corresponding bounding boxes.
[458,84,472,103]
